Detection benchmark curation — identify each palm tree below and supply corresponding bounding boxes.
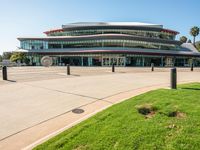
[187,39,192,43]
[180,36,188,43]
[190,26,200,45]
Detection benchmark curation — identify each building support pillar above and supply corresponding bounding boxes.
[31,55,34,65]
[142,57,145,67]
[124,57,126,66]
[59,55,62,66]
[161,57,164,67]
[81,57,83,66]
[88,57,90,66]
[173,57,176,67]
[88,57,93,66]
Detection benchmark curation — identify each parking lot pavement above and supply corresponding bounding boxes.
[0,67,199,150]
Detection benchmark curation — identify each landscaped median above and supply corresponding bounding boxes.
[34,83,200,150]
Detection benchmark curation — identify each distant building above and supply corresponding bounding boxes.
[18,22,200,66]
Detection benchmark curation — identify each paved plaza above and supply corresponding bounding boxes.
[0,66,200,150]
[1,66,200,84]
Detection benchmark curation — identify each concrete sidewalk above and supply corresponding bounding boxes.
[0,69,199,150]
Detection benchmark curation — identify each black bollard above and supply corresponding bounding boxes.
[112,64,115,72]
[2,66,7,80]
[170,68,177,89]
[191,63,194,71]
[67,64,70,75]
[151,63,154,71]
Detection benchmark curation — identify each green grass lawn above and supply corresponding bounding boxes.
[34,83,200,150]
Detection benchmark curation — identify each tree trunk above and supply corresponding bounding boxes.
[193,36,196,46]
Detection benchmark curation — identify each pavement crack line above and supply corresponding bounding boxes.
[23,83,115,104]
[23,83,99,100]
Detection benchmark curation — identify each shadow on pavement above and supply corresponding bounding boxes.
[6,80,17,83]
[181,87,200,91]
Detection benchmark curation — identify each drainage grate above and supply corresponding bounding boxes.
[72,108,85,114]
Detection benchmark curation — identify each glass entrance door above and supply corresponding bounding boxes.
[118,57,125,66]
[102,57,125,66]
[102,57,110,66]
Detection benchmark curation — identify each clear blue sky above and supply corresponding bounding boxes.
[0,0,200,54]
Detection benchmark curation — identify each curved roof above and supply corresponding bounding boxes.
[62,22,163,28]
[43,22,179,35]
[181,43,199,53]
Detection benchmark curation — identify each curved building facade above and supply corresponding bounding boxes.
[18,22,200,66]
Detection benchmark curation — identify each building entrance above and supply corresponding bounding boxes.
[102,57,125,66]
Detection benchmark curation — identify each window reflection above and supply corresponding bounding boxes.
[47,29,175,40]
[21,39,180,51]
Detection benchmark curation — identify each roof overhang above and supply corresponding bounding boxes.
[12,48,28,53]
[26,47,200,57]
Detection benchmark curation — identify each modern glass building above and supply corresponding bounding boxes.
[18,22,200,66]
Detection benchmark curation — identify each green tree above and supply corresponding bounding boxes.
[190,26,200,45]
[180,36,188,43]
[24,57,30,65]
[187,39,192,43]
[2,52,12,60]
[10,52,25,62]
[0,55,2,62]
[10,52,30,65]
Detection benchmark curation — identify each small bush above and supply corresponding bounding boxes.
[137,104,158,115]
[168,111,186,118]
[168,111,178,117]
